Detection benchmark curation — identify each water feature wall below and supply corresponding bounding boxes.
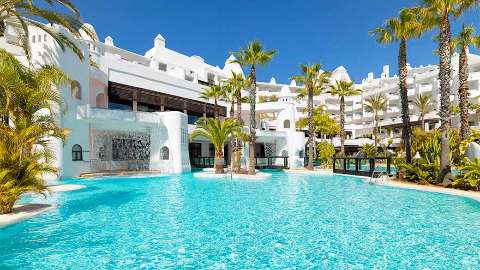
[90,129,151,172]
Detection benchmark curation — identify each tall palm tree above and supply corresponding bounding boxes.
[190,118,243,174]
[0,0,96,59]
[0,49,69,214]
[230,41,276,175]
[364,94,389,149]
[453,24,480,140]
[328,80,361,155]
[292,64,330,170]
[412,93,433,131]
[200,85,225,118]
[419,0,479,183]
[371,7,426,164]
[225,72,250,173]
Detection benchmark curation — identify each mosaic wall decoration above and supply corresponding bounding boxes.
[90,129,151,171]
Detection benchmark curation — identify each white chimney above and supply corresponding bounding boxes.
[381,65,389,79]
[105,36,114,47]
[154,34,165,48]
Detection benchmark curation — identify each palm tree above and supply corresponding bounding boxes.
[292,64,330,170]
[190,118,243,174]
[371,7,426,164]
[0,0,96,59]
[200,85,225,118]
[225,72,250,173]
[419,0,479,183]
[364,94,389,149]
[230,41,277,175]
[453,24,480,140]
[327,80,361,155]
[0,49,69,214]
[413,93,433,131]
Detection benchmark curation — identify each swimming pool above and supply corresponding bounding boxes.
[1,172,479,269]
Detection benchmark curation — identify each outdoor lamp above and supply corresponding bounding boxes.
[414,152,421,166]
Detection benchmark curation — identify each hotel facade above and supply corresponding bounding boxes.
[2,21,480,177]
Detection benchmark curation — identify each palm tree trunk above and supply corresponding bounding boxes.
[373,114,378,149]
[215,150,224,174]
[248,65,257,175]
[233,93,243,173]
[421,116,425,131]
[399,38,412,164]
[340,96,346,155]
[459,45,471,141]
[438,15,452,184]
[214,97,219,118]
[307,88,314,170]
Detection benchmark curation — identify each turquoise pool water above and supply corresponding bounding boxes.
[1,172,479,269]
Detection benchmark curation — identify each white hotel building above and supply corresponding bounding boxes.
[0,22,306,178]
[2,21,480,177]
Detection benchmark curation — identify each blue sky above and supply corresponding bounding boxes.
[71,0,480,83]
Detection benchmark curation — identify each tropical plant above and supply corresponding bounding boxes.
[0,0,96,59]
[361,143,377,157]
[296,107,340,139]
[230,40,277,174]
[412,93,433,131]
[258,95,279,103]
[453,24,480,140]
[419,0,480,183]
[316,141,335,168]
[190,118,243,174]
[327,80,361,155]
[292,64,330,170]
[364,94,388,148]
[371,7,426,165]
[200,84,226,118]
[453,158,480,190]
[0,49,69,214]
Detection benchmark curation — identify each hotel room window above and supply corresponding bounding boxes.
[283,120,291,129]
[72,144,83,161]
[158,63,167,71]
[161,146,169,160]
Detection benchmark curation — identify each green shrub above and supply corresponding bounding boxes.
[453,158,480,191]
[316,142,335,168]
[360,143,377,157]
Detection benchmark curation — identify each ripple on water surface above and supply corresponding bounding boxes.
[0,172,479,269]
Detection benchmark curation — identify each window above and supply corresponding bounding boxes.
[44,34,47,42]
[283,120,291,129]
[32,35,35,43]
[161,146,170,160]
[282,150,288,157]
[38,35,41,42]
[158,62,167,71]
[71,80,82,100]
[72,144,83,161]
[299,150,304,159]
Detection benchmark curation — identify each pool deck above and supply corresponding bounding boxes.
[0,184,86,228]
[313,170,480,203]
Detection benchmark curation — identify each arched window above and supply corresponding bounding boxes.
[299,150,304,159]
[283,120,291,129]
[71,80,81,100]
[161,146,169,160]
[96,93,106,108]
[72,144,83,161]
